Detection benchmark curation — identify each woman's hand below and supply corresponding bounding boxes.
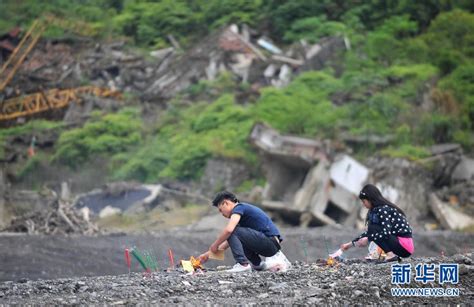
[355,237,368,247]
[340,242,352,251]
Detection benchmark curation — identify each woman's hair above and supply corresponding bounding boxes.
[359,184,406,224]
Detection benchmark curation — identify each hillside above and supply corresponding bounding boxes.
[0,1,473,189]
[0,2,474,304]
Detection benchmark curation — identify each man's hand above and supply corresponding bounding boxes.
[210,242,219,254]
[340,242,352,251]
[210,214,240,254]
[198,251,209,263]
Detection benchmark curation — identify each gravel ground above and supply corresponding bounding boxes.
[1,226,473,282]
[0,226,473,304]
[0,254,472,305]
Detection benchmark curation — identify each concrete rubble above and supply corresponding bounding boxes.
[250,123,474,231]
[249,123,368,227]
[142,25,347,100]
[1,23,346,103]
[429,193,474,230]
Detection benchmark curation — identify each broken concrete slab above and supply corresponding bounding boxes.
[429,143,462,155]
[293,159,330,212]
[328,184,358,214]
[271,54,304,66]
[330,155,369,195]
[452,156,474,182]
[437,180,474,217]
[368,157,433,227]
[307,162,331,215]
[257,37,282,54]
[250,123,326,166]
[299,37,346,72]
[250,123,369,227]
[429,193,474,230]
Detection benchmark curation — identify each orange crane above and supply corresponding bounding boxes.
[0,86,121,121]
[0,19,45,93]
[0,15,119,122]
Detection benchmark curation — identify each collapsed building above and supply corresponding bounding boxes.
[142,25,347,101]
[249,123,368,227]
[249,123,474,230]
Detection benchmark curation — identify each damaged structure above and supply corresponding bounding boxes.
[250,123,474,231]
[142,25,348,101]
[249,123,369,227]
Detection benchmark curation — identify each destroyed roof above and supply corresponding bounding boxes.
[249,123,325,166]
[143,25,265,100]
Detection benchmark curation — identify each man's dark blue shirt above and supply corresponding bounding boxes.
[231,202,281,239]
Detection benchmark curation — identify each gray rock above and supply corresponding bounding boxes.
[257,292,269,299]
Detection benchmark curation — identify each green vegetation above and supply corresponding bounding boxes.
[52,108,141,168]
[1,1,474,187]
[381,145,431,161]
[0,120,63,160]
[112,93,255,182]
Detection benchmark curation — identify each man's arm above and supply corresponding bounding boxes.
[218,241,229,250]
[210,214,240,253]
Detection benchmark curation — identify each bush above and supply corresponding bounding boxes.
[114,94,255,181]
[416,113,462,144]
[439,64,474,125]
[52,108,141,168]
[422,10,474,74]
[381,144,430,161]
[284,16,347,43]
[366,15,418,65]
[253,71,345,136]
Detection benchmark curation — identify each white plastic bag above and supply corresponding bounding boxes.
[366,241,386,260]
[329,248,343,259]
[264,251,292,272]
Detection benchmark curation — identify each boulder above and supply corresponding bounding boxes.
[429,193,474,230]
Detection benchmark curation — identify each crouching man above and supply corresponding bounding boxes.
[198,191,290,273]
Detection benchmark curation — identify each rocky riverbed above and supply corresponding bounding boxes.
[0,254,472,305]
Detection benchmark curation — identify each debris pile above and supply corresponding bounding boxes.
[142,25,347,101]
[2,193,99,235]
[249,122,474,231]
[2,24,347,105]
[249,123,368,227]
[438,180,474,217]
